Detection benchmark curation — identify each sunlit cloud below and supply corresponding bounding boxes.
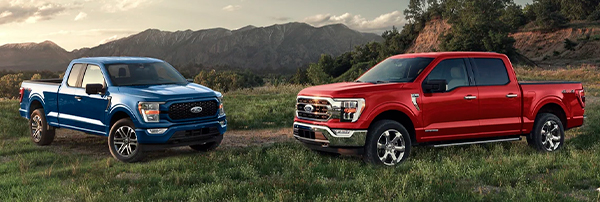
[74,12,87,21]
[304,11,405,32]
[222,5,241,12]
[101,0,154,12]
[0,0,74,25]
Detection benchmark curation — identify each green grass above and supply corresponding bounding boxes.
[224,84,304,130]
[1,90,600,201]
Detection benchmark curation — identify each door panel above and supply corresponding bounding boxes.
[57,63,85,128]
[420,58,480,141]
[70,64,109,134]
[472,58,522,136]
[421,87,480,140]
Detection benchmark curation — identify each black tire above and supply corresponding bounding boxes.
[29,108,55,145]
[189,139,221,152]
[363,120,412,166]
[108,118,145,162]
[529,113,565,152]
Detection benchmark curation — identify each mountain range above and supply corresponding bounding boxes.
[0,22,382,73]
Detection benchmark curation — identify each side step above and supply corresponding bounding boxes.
[432,137,522,148]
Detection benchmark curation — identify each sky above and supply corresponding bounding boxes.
[0,0,533,51]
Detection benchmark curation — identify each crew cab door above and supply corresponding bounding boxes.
[58,64,109,135]
[420,58,480,141]
[470,58,522,136]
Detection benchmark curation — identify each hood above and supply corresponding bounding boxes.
[115,83,219,101]
[298,82,404,97]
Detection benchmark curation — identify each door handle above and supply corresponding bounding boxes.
[464,95,477,100]
[506,94,518,98]
[74,96,82,101]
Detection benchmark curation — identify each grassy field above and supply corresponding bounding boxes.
[515,65,600,96]
[1,74,600,201]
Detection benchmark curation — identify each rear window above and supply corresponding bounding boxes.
[473,58,510,86]
[67,64,84,87]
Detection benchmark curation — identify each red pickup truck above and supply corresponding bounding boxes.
[294,52,585,166]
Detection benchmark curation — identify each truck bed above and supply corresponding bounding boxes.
[519,81,581,85]
[23,78,63,85]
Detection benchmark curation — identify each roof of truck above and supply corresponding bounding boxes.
[389,51,507,59]
[72,57,164,64]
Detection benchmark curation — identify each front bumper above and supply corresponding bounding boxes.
[135,118,227,145]
[293,122,367,147]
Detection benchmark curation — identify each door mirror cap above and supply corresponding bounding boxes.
[85,83,105,95]
[423,79,447,93]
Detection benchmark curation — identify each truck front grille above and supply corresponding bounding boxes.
[296,97,331,121]
[168,100,218,120]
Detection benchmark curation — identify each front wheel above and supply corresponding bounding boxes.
[108,118,145,162]
[529,113,565,152]
[363,120,412,166]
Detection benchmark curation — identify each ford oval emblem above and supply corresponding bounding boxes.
[190,106,203,114]
[304,104,314,112]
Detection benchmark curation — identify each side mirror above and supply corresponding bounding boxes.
[423,79,447,93]
[85,83,105,95]
[186,79,194,83]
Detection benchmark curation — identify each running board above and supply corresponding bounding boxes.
[432,137,522,148]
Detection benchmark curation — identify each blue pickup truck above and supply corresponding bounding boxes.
[19,57,227,162]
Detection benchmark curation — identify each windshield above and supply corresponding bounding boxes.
[357,57,434,83]
[106,62,188,86]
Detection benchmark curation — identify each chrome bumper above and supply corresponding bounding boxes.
[293,122,368,147]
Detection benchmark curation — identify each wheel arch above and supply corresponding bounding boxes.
[28,97,45,119]
[535,102,568,129]
[364,103,419,144]
[107,106,137,134]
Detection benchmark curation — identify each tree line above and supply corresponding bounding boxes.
[289,0,600,85]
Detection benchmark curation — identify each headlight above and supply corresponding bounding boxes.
[138,102,161,122]
[335,98,365,122]
[217,95,225,116]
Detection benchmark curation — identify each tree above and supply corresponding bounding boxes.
[306,63,332,85]
[290,68,309,84]
[0,73,26,99]
[440,0,517,55]
[31,74,42,80]
[530,0,567,30]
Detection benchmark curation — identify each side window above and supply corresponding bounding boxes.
[473,58,510,86]
[81,65,105,88]
[67,64,84,87]
[425,59,469,92]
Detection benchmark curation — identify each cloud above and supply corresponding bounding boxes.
[102,0,153,12]
[0,0,73,25]
[303,11,406,32]
[270,16,291,22]
[98,35,120,44]
[222,5,241,12]
[74,12,87,21]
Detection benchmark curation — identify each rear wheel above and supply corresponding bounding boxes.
[189,139,221,152]
[108,118,145,162]
[529,113,564,152]
[363,120,411,166]
[29,109,55,145]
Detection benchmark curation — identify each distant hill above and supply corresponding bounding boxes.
[0,22,383,73]
[0,41,73,71]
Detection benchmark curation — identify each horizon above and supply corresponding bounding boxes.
[0,0,532,51]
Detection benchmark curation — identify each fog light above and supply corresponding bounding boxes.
[333,129,352,136]
[147,128,168,134]
[219,120,227,127]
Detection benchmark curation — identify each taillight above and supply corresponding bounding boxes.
[576,89,585,108]
[19,87,24,103]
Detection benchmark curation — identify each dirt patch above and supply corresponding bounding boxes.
[473,185,503,195]
[48,128,295,159]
